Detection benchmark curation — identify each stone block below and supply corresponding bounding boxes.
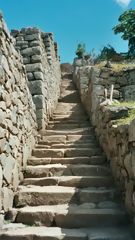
[0,190,2,211]
[129,118,135,142]
[21,44,28,49]
[24,33,40,41]
[0,214,4,229]
[0,127,6,139]
[1,154,15,184]
[34,71,44,80]
[9,135,20,149]
[12,163,19,190]
[29,40,40,47]
[31,55,42,63]
[0,138,7,153]
[100,69,110,79]
[33,95,45,109]
[117,76,128,86]
[27,72,34,81]
[128,70,135,84]
[36,109,45,119]
[125,181,134,213]
[2,187,14,211]
[37,118,47,130]
[0,65,4,78]
[1,55,12,77]
[0,109,6,125]
[21,27,40,34]
[0,165,2,190]
[21,46,42,57]
[104,106,128,122]
[131,149,135,177]
[92,85,104,96]
[28,80,43,95]
[122,85,135,101]
[23,144,30,168]
[108,89,120,99]
[25,63,43,72]
[23,57,30,64]
[16,40,28,46]
[124,153,132,177]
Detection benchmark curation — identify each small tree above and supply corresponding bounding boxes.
[96,44,118,65]
[75,43,86,58]
[113,9,135,57]
[97,44,117,61]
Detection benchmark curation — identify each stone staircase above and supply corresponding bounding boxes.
[0,74,133,239]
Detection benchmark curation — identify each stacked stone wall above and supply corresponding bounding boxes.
[11,28,61,129]
[0,16,38,214]
[73,60,135,221]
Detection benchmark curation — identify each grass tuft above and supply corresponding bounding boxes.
[110,103,135,126]
[95,62,135,72]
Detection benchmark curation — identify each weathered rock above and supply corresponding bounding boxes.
[27,72,34,80]
[2,187,14,211]
[21,46,42,57]
[33,95,45,108]
[24,33,40,41]
[34,71,44,80]
[1,155,15,184]
[129,118,135,142]
[104,107,128,121]
[25,63,43,72]
[0,138,7,153]
[28,80,43,95]
[12,163,19,190]
[122,85,135,101]
[31,55,42,63]
[0,214,4,229]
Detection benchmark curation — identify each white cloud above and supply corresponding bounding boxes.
[116,0,132,7]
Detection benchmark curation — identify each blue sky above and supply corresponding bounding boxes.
[0,0,134,63]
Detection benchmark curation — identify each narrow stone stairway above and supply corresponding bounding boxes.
[1,74,133,239]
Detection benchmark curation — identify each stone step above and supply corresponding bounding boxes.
[32,148,102,158]
[58,98,80,103]
[60,90,78,95]
[51,115,89,121]
[54,107,85,113]
[24,164,111,178]
[40,134,96,144]
[27,156,106,166]
[54,102,82,107]
[48,121,90,127]
[0,225,133,240]
[58,91,80,103]
[0,226,87,240]
[35,143,98,149]
[49,118,89,124]
[60,85,75,91]
[60,81,74,85]
[11,204,127,228]
[53,111,87,117]
[38,140,97,146]
[40,128,92,136]
[47,123,90,130]
[54,102,83,109]
[14,186,119,207]
[41,135,67,144]
[23,176,114,188]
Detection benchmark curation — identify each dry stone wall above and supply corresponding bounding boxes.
[0,16,38,215]
[73,59,135,221]
[11,28,61,129]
